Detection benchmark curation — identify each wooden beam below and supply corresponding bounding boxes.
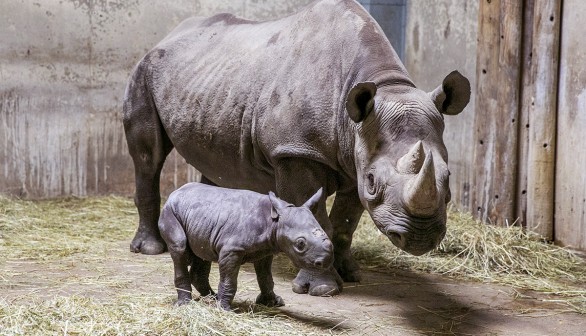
[472,0,524,226]
[555,0,586,250]
[523,0,562,240]
[516,0,536,228]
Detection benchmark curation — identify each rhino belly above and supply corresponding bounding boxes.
[159,101,274,190]
[179,143,275,193]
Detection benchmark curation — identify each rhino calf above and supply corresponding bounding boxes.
[158,183,333,310]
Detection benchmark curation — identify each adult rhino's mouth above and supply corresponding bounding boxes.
[372,211,446,256]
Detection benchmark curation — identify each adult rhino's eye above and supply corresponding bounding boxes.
[366,173,376,195]
[294,238,307,252]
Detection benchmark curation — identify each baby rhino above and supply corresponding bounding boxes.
[158,182,333,310]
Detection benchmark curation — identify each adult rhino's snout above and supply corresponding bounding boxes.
[385,224,445,256]
[385,227,407,249]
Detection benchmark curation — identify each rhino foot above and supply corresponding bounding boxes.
[255,292,285,307]
[175,297,191,306]
[292,267,343,296]
[337,269,362,283]
[335,256,362,282]
[130,231,166,255]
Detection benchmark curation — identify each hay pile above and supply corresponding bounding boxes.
[352,208,586,313]
[1,195,586,335]
[0,196,136,261]
[0,295,310,336]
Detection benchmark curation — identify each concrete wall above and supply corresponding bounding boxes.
[404,0,479,212]
[0,0,312,198]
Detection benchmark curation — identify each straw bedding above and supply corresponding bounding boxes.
[1,196,585,335]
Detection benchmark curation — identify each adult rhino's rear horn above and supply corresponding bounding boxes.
[397,140,425,174]
[403,149,439,217]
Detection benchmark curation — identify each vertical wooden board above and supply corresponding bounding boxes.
[516,0,535,227]
[404,0,479,212]
[555,0,586,249]
[473,0,500,224]
[523,0,561,239]
[472,0,523,225]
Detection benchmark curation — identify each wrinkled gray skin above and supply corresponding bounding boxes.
[124,0,470,296]
[159,183,333,310]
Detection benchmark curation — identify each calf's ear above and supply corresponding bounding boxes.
[302,187,323,213]
[346,82,377,122]
[429,70,471,116]
[269,191,290,219]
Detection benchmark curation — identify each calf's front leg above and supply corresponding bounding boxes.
[253,255,284,307]
[217,251,242,311]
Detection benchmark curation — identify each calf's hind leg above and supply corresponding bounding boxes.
[190,257,215,298]
[158,207,192,305]
[123,61,173,255]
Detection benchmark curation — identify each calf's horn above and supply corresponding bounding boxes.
[397,141,425,174]
[403,150,439,217]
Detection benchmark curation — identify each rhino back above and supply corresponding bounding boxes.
[142,0,409,191]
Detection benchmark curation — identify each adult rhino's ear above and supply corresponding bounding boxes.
[429,70,471,116]
[346,82,377,122]
[302,187,323,213]
[268,191,290,220]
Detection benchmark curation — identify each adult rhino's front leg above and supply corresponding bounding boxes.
[329,189,364,282]
[275,158,343,296]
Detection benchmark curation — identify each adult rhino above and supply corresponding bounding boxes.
[123,0,470,296]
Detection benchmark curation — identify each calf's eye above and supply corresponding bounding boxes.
[294,238,307,252]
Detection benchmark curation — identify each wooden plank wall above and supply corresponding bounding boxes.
[473,0,586,250]
[555,0,586,250]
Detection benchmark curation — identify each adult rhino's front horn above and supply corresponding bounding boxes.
[399,141,439,218]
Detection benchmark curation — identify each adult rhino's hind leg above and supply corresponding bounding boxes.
[123,61,173,255]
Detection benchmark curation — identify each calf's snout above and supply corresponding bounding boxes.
[312,240,334,269]
[312,254,333,269]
